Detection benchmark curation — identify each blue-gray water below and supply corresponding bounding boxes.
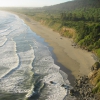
[0,11,75,100]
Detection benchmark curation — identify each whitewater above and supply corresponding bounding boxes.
[0,11,75,100]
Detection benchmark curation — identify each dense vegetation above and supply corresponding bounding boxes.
[0,0,100,96]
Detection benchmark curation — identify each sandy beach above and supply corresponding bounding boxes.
[15,13,96,78]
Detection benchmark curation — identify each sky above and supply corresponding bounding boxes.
[0,0,72,7]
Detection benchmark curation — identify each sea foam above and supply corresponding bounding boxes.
[0,11,73,100]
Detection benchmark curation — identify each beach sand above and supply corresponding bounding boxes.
[15,13,96,79]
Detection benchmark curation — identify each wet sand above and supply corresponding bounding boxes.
[13,13,95,80]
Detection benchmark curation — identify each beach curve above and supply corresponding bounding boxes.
[14,13,96,79]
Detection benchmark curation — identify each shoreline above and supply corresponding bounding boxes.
[43,41,75,86]
[11,12,96,84]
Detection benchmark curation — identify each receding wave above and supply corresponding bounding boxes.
[0,40,19,79]
[0,36,7,46]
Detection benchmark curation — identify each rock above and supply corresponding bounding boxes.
[71,75,95,100]
[91,62,100,71]
[61,84,65,87]
[50,81,54,84]
[91,66,94,71]
[88,71,94,78]
[70,89,75,96]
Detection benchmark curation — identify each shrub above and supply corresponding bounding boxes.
[96,48,100,58]
[93,82,100,93]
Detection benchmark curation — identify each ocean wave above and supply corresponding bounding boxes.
[31,40,70,100]
[0,36,7,46]
[0,11,72,100]
[0,27,10,33]
[0,40,19,79]
[0,45,35,94]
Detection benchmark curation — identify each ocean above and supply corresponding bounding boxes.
[0,11,75,100]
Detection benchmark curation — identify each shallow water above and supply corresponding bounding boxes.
[0,11,75,100]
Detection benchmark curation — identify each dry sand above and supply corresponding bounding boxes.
[14,13,96,78]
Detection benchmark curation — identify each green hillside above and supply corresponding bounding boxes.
[43,0,100,11]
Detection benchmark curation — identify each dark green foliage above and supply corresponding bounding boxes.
[96,49,100,58]
[76,23,100,51]
[42,0,100,11]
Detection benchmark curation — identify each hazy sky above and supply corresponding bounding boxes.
[0,0,72,7]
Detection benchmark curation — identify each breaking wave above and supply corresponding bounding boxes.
[0,11,74,100]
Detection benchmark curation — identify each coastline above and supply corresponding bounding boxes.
[12,12,96,83]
